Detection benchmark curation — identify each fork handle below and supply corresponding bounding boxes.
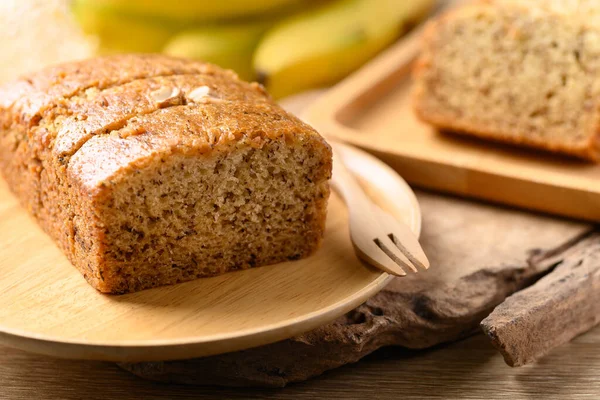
[329,142,374,212]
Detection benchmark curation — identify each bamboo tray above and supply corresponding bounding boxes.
[304,28,600,222]
[0,144,420,362]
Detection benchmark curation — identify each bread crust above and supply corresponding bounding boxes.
[413,101,600,161]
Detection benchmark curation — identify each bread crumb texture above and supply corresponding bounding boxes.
[0,54,332,293]
[413,0,600,160]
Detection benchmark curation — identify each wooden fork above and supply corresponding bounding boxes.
[330,143,429,276]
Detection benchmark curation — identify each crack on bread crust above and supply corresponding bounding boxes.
[0,54,240,155]
[53,73,269,165]
[67,100,328,190]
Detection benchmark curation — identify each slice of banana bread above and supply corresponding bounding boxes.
[413,0,600,161]
[0,54,332,294]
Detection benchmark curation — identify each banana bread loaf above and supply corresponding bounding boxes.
[413,0,600,161]
[0,54,332,294]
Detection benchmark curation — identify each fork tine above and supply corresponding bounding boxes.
[372,205,430,270]
[375,236,418,273]
[352,240,407,277]
[389,233,429,271]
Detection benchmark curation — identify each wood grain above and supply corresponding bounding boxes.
[482,231,600,366]
[0,326,598,399]
[304,24,600,222]
[0,144,420,362]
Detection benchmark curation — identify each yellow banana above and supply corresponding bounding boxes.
[72,0,187,53]
[161,2,326,81]
[253,0,435,99]
[163,22,272,81]
[73,0,302,21]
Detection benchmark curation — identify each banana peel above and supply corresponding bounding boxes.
[253,0,436,99]
[164,22,271,81]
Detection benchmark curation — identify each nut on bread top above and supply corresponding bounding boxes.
[0,54,331,194]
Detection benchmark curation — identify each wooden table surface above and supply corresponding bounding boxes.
[1,326,598,399]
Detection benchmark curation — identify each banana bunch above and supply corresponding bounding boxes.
[73,0,435,98]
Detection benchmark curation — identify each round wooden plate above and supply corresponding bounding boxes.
[0,145,421,362]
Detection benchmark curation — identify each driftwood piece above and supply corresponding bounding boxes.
[481,230,600,367]
[120,192,589,387]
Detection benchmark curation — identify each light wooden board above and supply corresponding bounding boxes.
[304,26,600,222]
[0,145,420,363]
